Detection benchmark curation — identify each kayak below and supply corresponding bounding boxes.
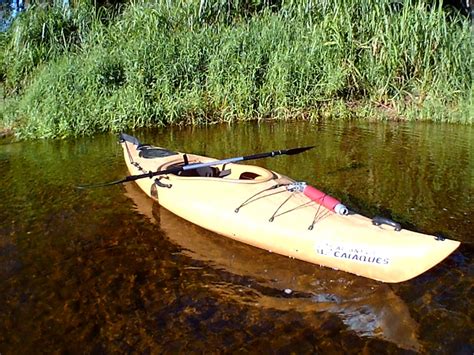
[119,133,460,283]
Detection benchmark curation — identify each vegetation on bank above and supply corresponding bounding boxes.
[0,0,472,138]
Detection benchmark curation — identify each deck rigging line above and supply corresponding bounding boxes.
[123,140,147,174]
[234,183,291,213]
[235,183,329,226]
[308,202,332,230]
[268,192,295,222]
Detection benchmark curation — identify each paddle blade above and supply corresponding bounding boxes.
[283,146,315,155]
[76,178,127,189]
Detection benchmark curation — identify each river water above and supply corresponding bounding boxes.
[0,120,472,353]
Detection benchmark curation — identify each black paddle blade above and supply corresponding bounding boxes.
[75,178,127,189]
[243,145,315,161]
[284,146,315,155]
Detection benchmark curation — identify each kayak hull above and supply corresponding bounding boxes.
[120,135,460,283]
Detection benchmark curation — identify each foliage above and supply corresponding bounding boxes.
[1,0,472,138]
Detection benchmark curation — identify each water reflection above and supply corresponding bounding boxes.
[124,182,422,351]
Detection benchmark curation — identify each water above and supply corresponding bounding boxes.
[0,120,472,353]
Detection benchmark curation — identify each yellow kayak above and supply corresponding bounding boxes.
[119,133,460,283]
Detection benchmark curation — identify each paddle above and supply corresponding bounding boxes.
[77,145,314,189]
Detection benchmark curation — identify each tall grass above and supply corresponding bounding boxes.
[1,0,472,138]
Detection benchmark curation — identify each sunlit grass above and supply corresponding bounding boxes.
[1,0,472,138]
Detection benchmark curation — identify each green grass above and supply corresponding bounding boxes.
[1,0,472,138]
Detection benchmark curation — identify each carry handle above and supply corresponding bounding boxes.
[372,216,401,231]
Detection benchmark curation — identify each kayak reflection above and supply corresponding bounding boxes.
[124,182,422,351]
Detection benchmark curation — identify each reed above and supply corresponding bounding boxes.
[1,0,472,138]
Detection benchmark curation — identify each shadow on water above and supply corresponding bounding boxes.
[0,120,472,353]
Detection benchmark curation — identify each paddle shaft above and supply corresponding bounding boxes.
[77,145,313,188]
[124,150,295,182]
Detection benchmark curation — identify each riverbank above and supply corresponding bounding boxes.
[1,1,472,139]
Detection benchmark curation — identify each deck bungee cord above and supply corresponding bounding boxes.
[268,191,296,222]
[234,183,291,213]
[267,200,314,220]
[124,139,146,173]
[234,181,348,227]
[308,203,332,231]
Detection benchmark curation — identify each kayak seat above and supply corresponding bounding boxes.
[197,167,217,177]
[219,169,232,178]
[178,166,220,177]
[177,166,232,178]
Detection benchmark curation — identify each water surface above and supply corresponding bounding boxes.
[0,120,472,353]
